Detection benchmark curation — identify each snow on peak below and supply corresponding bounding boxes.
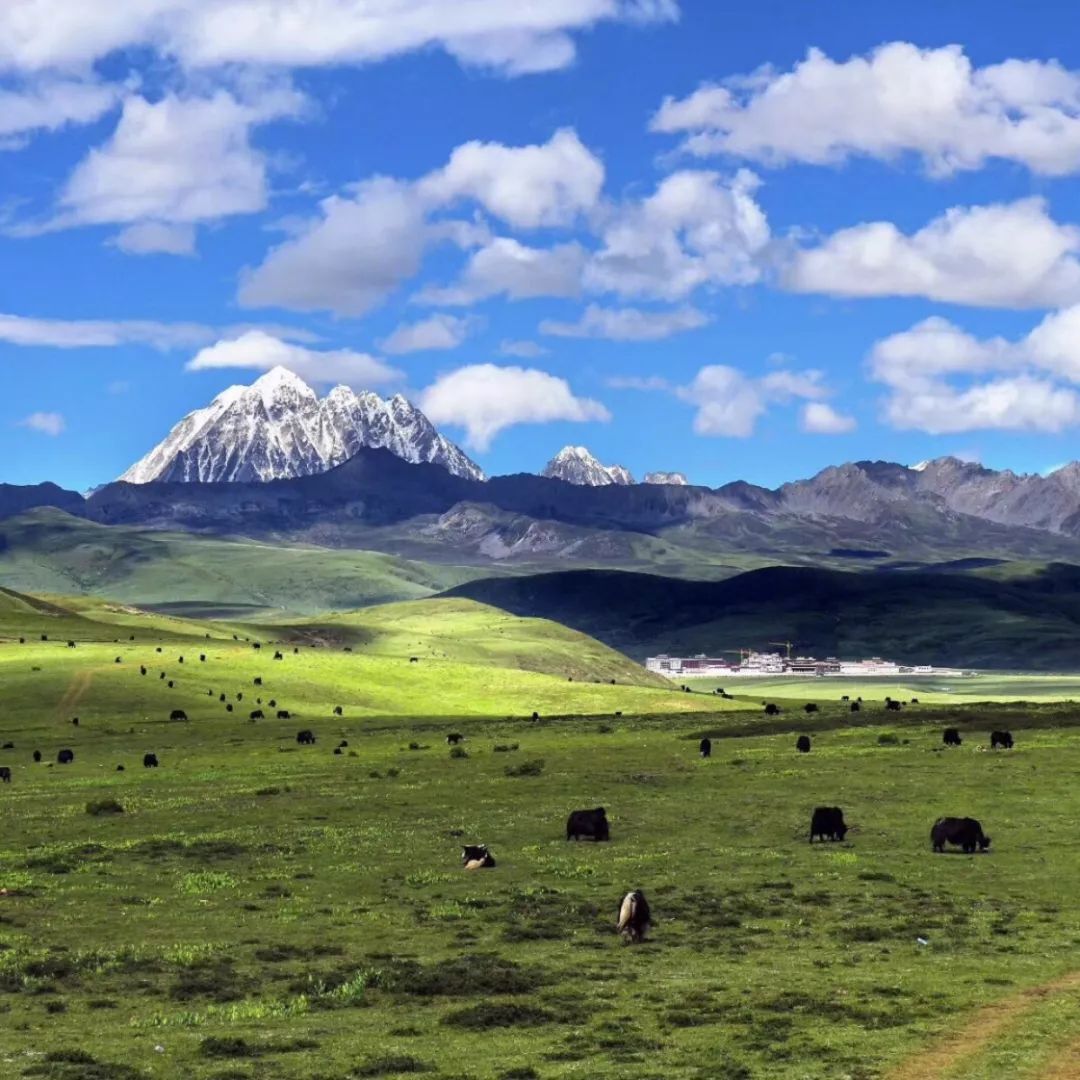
[542,445,635,486]
[644,471,689,486]
[120,369,484,484]
[909,460,930,472]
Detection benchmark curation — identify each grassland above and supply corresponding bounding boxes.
[0,510,485,616]
[2,592,1080,1078]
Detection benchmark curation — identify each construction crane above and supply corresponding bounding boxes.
[769,640,795,660]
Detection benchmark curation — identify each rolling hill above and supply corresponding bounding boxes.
[443,563,1080,670]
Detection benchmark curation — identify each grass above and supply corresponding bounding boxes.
[2,591,1080,1077]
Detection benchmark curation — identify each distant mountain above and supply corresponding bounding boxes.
[542,446,634,486]
[120,366,483,484]
[644,471,688,485]
[0,482,84,521]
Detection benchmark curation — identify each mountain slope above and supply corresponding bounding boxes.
[443,564,1080,670]
[0,508,484,615]
[121,366,483,483]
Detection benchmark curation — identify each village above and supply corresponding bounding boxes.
[645,648,972,679]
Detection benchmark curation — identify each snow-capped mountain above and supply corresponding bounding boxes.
[541,446,634,486]
[120,367,483,484]
[644,471,688,486]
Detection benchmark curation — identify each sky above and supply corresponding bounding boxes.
[8,0,1080,490]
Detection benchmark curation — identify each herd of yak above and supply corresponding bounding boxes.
[12,635,1009,946]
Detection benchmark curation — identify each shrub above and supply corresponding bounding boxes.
[85,799,124,817]
[504,759,545,778]
[449,746,468,759]
[353,1056,432,1077]
[442,1002,555,1029]
[877,732,900,746]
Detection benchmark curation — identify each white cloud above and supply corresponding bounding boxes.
[0,312,317,350]
[498,339,549,358]
[787,198,1080,308]
[540,303,709,341]
[800,401,856,434]
[113,221,196,256]
[379,314,478,355]
[0,312,215,349]
[0,1,677,78]
[187,330,402,387]
[239,178,428,315]
[584,169,769,299]
[420,238,586,305]
[0,78,119,140]
[53,88,303,246]
[17,411,65,436]
[606,374,671,391]
[869,309,1080,432]
[653,42,1080,176]
[419,363,610,450]
[418,128,603,228]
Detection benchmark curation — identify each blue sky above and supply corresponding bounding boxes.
[7,0,1080,490]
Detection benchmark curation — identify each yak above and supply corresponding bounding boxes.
[991,730,1014,750]
[567,807,610,842]
[617,889,651,944]
[699,737,711,758]
[810,806,848,843]
[462,844,496,870]
[796,735,812,753]
[931,816,990,853]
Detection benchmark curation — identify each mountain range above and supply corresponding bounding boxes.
[121,367,483,484]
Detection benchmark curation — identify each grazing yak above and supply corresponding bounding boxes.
[796,735,812,754]
[446,733,464,745]
[296,730,316,745]
[804,703,818,714]
[810,806,848,843]
[57,749,74,765]
[254,677,263,687]
[699,737,711,759]
[276,710,290,720]
[886,700,902,711]
[67,641,76,649]
[170,709,187,722]
[32,751,41,763]
[0,767,11,783]
[143,753,159,768]
[764,703,780,716]
[200,655,206,662]
[333,706,343,717]
[274,651,283,660]
[462,844,496,870]
[226,704,234,713]
[250,709,264,720]
[991,730,1014,750]
[116,765,125,772]
[617,889,651,944]
[943,728,962,747]
[71,717,79,727]
[850,701,861,713]
[140,666,147,676]
[567,807,610,842]
[931,816,991,854]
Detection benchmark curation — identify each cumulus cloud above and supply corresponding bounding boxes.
[616,362,830,436]
[113,222,197,256]
[584,169,769,299]
[17,411,65,436]
[652,42,1080,176]
[0,312,215,349]
[0,78,119,141]
[0,1,677,78]
[417,129,603,228]
[50,88,304,247]
[187,330,401,387]
[418,363,610,450]
[379,314,478,355]
[540,304,709,341]
[786,198,1080,308]
[239,178,428,316]
[800,402,856,434]
[869,309,1080,432]
[419,238,586,306]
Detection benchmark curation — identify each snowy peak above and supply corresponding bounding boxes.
[644,471,689,486]
[120,368,484,484]
[542,446,635,486]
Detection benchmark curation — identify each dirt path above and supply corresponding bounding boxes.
[1037,1035,1080,1079]
[887,971,1080,1080]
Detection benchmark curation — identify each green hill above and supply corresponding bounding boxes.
[0,509,485,615]
[444,563,1080,670]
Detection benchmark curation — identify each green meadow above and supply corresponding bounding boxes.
[1,589,1080,1079]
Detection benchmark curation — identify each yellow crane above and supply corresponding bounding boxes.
[769,640,795,660]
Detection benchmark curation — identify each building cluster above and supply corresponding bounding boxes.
[645,650,969,679]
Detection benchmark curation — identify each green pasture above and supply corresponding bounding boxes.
[0,593,1079,1078]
